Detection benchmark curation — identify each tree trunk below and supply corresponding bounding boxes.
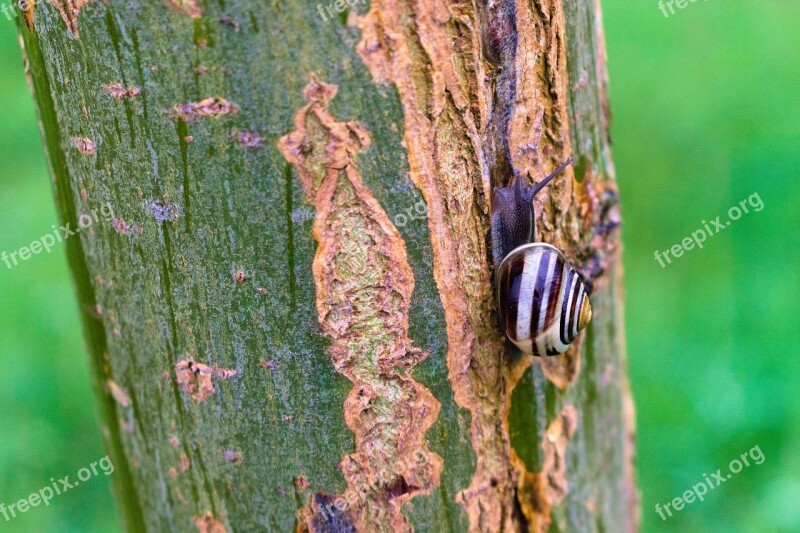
[17,0,636,531]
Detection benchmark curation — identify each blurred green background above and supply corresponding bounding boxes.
[0,1,797,531]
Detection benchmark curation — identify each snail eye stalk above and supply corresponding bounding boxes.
[530,156,574,197]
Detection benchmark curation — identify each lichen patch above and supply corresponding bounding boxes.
[174,359,239,402]
[166,0,202,19]
[223,449,243,465]
[112,217,143,235]
[229,129,264,150]
[193,512,226,533]
[170,97,239,123]
[260,358,278,371]
[176,360,215,402]
[106,379,131,407]
[103,83,140,100]
[71,136,96,155]
[213,367,237,380]
[147,200,183,222]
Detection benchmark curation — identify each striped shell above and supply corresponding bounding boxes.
[497,243,592,355]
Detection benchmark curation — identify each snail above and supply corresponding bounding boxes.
[492,157,592,356]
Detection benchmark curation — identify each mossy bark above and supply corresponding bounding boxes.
[17,0,636,531]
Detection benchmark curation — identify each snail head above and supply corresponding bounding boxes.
[491,157,574,266]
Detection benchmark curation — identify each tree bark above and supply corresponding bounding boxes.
[17,0,636,531]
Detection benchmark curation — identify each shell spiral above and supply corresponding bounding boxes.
[497,243,592,356]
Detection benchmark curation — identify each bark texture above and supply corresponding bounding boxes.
[17,0,636,531]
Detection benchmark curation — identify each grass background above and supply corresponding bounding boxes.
[0,0,797,531]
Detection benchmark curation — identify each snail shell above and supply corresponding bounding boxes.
[497,243,592,356]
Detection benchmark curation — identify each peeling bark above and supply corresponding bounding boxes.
[511,405,578,531]
[354,4,513,527]
[279,77,443,533]
[351,1,625,530]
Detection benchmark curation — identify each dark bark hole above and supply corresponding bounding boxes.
[387,476,417,499]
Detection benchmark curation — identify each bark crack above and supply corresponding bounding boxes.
[30,0,98,37]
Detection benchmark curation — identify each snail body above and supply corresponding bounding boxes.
[491,158,592,356]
